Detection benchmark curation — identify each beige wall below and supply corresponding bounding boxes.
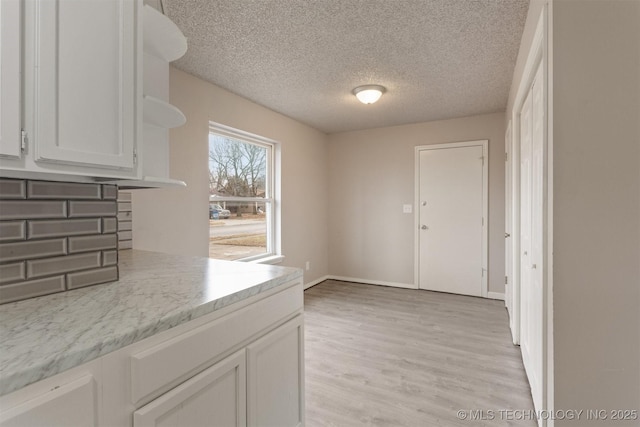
[551,0,640,423]
[132,68,330,286]
[327,113,506,294]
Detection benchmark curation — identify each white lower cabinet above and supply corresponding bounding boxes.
[134,349,247,427]
[0,361,101,427]
[248,316,305,427]
[0,280,304,427]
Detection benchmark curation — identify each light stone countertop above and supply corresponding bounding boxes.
[0,250,303,396]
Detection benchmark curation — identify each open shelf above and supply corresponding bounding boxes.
[143,5,187,62]
[143,95,186,128]
[107,176,187,189]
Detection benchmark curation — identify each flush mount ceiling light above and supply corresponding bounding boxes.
[352,84,386,104]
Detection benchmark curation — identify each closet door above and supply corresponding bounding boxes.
[519,62,544,412]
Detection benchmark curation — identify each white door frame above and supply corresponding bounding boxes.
[505,120,513,319]
[509,4,553,422]
[414,140,489,298]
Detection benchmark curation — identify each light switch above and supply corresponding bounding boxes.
[403,204,412,214]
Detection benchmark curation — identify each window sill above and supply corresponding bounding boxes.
[247,254,285,265]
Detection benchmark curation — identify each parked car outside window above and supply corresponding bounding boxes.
[209,204,231,219]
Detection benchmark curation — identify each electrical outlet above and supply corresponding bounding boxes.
[305,261,310,271]
[403,204,412,214]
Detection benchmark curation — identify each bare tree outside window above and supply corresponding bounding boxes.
[209,137,266,200]
[208,132,273,261]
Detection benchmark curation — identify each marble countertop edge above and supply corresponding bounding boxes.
[0,250,303,396]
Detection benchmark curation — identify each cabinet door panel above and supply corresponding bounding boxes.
[0,376,97,427]
[247,315,304,427]
[30,0,137,170]
[0,0,21,159]
[134,349,247,427]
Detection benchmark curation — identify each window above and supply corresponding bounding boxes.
[208,123,279,262]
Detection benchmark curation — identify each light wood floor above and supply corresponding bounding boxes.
[304,280,536,427]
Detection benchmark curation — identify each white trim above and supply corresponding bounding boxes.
[545,2,554,423]
[414,140,489,298]
[249,255,284,265]
[488,292,505,301]
[304,275,329,290]
[328,276,418,290]
[510,4,551,422]
[208,122,281,262]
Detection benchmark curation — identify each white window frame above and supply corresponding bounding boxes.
[208,122,282,264]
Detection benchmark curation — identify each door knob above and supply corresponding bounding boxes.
[421,225,428,230]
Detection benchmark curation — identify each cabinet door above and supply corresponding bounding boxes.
[27,0,138,171]
[247,315,305,427]
[0,0,21,159]
[134,349,247,427]
[0,376,97,427]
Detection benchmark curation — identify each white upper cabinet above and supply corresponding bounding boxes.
[25,0,139,171]
[0,0,22,159]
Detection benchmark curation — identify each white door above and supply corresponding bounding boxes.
[519,62,544,412]
[134,350,247,427]
[505,121,513,316]
[417,142,487,297]
[0,0,21,159]
[26,0,137,170]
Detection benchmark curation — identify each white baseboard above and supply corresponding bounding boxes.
[309,275,506,300]
[488,291,505,301]
[328,275,418,290]
[304,275,330,290]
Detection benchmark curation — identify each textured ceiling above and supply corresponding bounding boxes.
[163,0,529,134]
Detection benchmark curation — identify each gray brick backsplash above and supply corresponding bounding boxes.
[0,276,66,304]
[28,181,101,200]
[67,266,118,290]
[69,201,117,218]
[0,239,67,263]
[0,262,26,285]
[0,178,120,304]
[0,221,26,242]
[68,234,118,254]
[118,221,132,231]
[28,218,101,240]
[117,202,132,212]
[117,191,133,251]
[27,252,102,279]
[102,250,118,266]
[102,218,118,234]
[118,231,133,241]
[117,192,131,202]
[0,179,26,199]
[119,240,132,249]
[102,185,118,200]
[117,211,132,221]
[0,200,67,220]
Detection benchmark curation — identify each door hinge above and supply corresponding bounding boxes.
[481,156,485,166]
[505,276,508,285]
[20,129,28,153]
[505,152,508,162]
[482,217,484,226]
[133,148,138,165]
